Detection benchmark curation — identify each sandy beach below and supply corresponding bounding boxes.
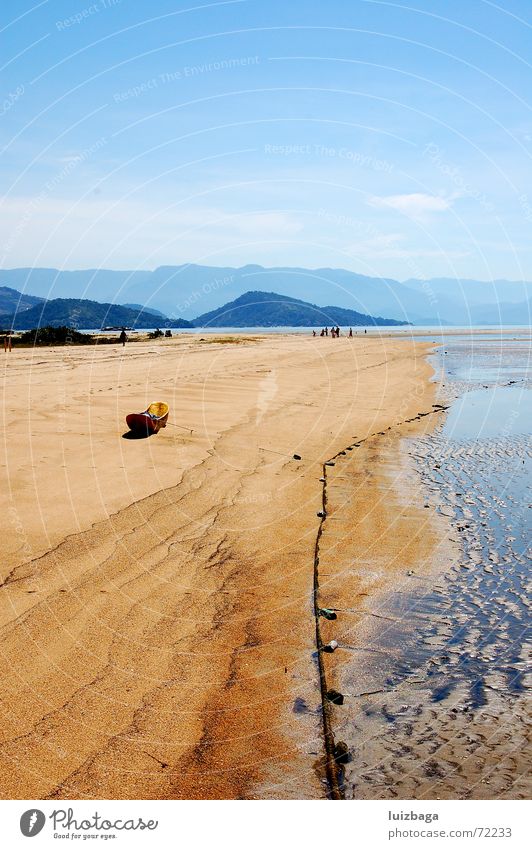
[1,333,453,799]
[2,331,530,802]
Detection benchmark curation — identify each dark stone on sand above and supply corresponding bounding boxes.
[293,696,309,714]
[326,689,344,705]
[333,741,350,763]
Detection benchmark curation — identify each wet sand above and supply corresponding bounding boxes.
[0,333,441,799]
[320,429,530,800]
[321,342,531,800]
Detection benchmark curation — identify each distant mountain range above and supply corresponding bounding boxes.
[194,290,407,327]
[1,298,193,330]
[0,264,530,326]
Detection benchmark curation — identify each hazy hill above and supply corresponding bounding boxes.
[1,298,193,330]
[467,298,532,325]
[122,302,166,318]
[0,285,44,315]
[194,290,408,327]
[127,264,422,323]
[1,265,531,325]
[0,268,151,303]
[403,277,532,306]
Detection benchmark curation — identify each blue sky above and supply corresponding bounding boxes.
[1,0,532,280]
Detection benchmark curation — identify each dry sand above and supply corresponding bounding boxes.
[0,333,446,799]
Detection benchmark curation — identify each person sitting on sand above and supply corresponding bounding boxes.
[119,328,127,347]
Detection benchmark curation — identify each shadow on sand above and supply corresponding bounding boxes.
[121,429,154,440]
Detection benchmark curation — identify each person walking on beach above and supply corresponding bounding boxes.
[336,325,340,337]
[349,328,353,337]
[4,334,12,352]
[119,328,127,348]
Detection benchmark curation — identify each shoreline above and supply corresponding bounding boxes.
[313,404,455,799]
[326,339,531,801]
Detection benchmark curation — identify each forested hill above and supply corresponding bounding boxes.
[1,298,193,330]
[194,290,409,327]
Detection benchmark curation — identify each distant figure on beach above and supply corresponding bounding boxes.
[320,329,325,336]
[331,327,336,338]
[325,326,329,336]
[312,330,316,336]
[4,334,12,352]
[349,328,353,337]
[119,328,127,347]
[364,329,367,334]
[336,326,340,337]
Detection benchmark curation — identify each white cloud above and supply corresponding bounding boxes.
[0,196,304,268]
[344,233,468,261]
[368,192,453,218]
[343,232,402,254]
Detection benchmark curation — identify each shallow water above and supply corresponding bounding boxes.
[381,435,531,704]
[442,386,532,439]
[341,335,531,800]
[85,325,532,337]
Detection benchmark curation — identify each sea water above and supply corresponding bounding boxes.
[339,332,531,799]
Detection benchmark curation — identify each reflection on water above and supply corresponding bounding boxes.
[341,334,531,800]
[439,338,531,386]
[378,437,531,707]
[442,386,532,439]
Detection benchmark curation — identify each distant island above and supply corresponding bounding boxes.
[5,283,528,333]
[194,290,409,327]
[0,285,44,315]
[1,298,193,331]
[1,289,407,331]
